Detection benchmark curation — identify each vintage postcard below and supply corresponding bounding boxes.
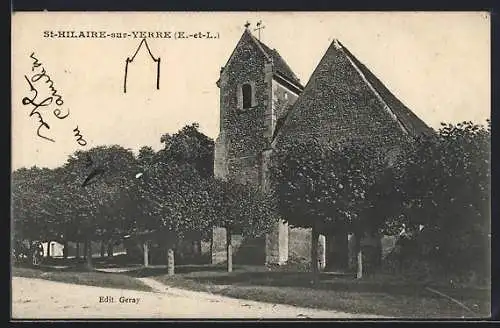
[11,11,491,320]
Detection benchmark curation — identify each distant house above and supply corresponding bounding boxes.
[42,241,64,257]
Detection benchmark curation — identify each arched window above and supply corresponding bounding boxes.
[242,83,253,109]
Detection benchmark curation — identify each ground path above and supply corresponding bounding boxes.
[12,277,385,319]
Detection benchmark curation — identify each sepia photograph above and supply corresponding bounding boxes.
[11,11,491,319]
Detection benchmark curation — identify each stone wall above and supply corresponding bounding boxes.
[210,227,265,265]
[288,227,312,262]
[211,227,227,264]
[265,219,289,264]
[227,155,260,185]
[214,133,228,179]
[288,227,326,269]
[219,31,269,160]
[272,79,299,128]
[347,232,396,271]
[214,31,290,265]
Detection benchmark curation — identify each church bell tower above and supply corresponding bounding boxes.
[212,24,303,265]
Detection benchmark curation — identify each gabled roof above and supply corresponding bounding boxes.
[339,41,434,138]
[217,29,304,90]
[273,39,434,146]
[255,38,303,88]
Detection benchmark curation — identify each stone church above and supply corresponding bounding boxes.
[211,27,433,270]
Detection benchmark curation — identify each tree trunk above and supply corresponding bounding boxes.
[107,242,114,257]
[63,241,68,259]
[46,241,51,258]
[196,240,202,263]
[192,240,201,264]
[167,248,175,276]
[83,240,88,260]
[339,230,349,270]
[85,238,93,270]
[197,240,202,255]
[193,240,201,255]
[326,226,349,272]
[226,227,233,273]
[31,241,39,266]
[355,232,363,279]
[76,242,80,259]
[311,224,320,283]
[143,241,149,267]
[100,241,106,258]
[318,234,326,271]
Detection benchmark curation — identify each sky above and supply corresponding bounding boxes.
[11,12,490,170]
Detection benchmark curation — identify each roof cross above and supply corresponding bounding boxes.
[254,20,265,40]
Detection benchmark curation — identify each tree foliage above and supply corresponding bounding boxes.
[12,146,140,248]
[60,146,139,240]
[12,166,60,241]
[375,120,490,279]
[209,178,276,237]
[271,138,390,233]
[271,120,489,280]
[134,160,213,238]
[159,123,214,177]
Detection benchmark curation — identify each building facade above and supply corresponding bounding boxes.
[212,28,433,269]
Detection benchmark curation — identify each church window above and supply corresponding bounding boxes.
[242,83,253,109]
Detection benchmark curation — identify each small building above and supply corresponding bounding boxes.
[42,241,64,257]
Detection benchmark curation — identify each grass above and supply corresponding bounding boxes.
[134,264,490,319]
[12,257,491,319]
[35,254,142,267]
[12,265,153,292]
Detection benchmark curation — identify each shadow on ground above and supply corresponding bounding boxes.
[14,255,142,273]
[125,264,229,278]
[14,256,490,317]
[123,263,486,299]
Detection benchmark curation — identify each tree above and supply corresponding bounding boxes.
[209,178,276,272]
[12,167,46,243]
[59,145,139,269]
[159,123,214,177]
[135,157,276,273]
[12,166,62,264]
[129,124,216,273]
[376,120,490,281]
[137,146,156,165]
[271,138,391,278]
[133,158,214,273]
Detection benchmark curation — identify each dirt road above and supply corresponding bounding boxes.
[12,277,383,319]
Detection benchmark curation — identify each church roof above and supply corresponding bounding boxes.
[254,38,303,89]
[217,29,304,90]
[339,42,434,138]
[273,39,434,146]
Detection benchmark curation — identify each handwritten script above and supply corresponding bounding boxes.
[22,52,87,146]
